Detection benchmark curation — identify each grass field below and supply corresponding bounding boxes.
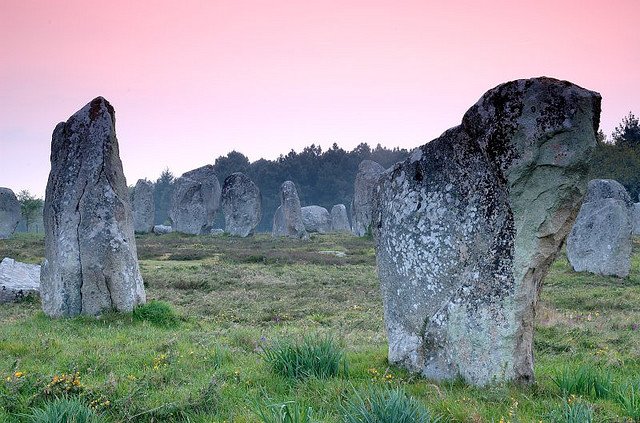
[1,232,639,422]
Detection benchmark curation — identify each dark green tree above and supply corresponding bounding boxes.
[612,112,640,148]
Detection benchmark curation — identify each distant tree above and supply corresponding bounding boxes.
[213,151,251,181]
[17,190,43,232]
[154,168,175,225]
[612,112,640,148]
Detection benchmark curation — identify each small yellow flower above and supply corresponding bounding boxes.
[14,371,24,378]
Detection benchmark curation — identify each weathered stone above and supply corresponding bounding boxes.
[301,205,331,233]
[0,257,40,304]
[133,179,154,233]
[567,179,632,277]
[210,228,225,236]
[373,78,601,385]
[633,203,640,236]
[272,181,307,239]
[153,224,173,234]
[41,97,146,317]
[352,160,385,236]
[169,165,221,235]
[0,188,20,239]
[221,172,262,237]
[330,204,351,232]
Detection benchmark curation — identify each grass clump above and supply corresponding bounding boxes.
[548,397,594,423]
[253,399,316,423]
[261,335,347,380]
[132,300,179,327]
[616,381,640,421]
[341,386,440,423]
[552,364,613,399]
[26,397,103,423]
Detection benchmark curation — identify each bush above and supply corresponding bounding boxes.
[132,300,179,327]
[253,399,316,423]
[341,386,440,423]
[260,335,346,380]
[26,397,103,423]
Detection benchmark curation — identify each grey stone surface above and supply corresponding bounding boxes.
[633,203,640,236]
[41,97,146,317]
[169,165,221,235]
[567,179,632,277]
[221,172,262,237]
[373,78,600,386]
[352,160,385,236]
[153,224,173,234]
[133,179,155,233]
[0,188,20,239]
[272,181,307,239]
[211,228,225,236]
[0,257,40,304]
[330,204,351,232]
[301,205,331,234]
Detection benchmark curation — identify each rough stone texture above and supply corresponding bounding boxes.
[169,165,221,235]
[330,204,351,232]
[272,181,308,239]
[133,179,155,233]
[633,203,640,236]
[373,78,601,386]
[352,160,385,236]
[41,97,146,317]
[301,205,331,233]
[153,224,173,234]
[0,257,40,304]
[567,179,632,277]
[211,228,225,236]
[221,172,262,237]
[0,188,20,239]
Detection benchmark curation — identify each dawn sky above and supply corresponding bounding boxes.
[1,0,639,197]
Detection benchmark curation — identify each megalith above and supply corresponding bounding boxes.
[169,165,221,235]
[41,97,146,317]
[566,179,632,277]
[301,205,331,234]
[330,204,351,232]
[221,172,262,237]
[272,181,307,239]
[373,78,601,385]
[352,160,385,236]
[0,188,20,239]
[133,179,155,234]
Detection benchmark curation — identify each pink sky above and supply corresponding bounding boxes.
[1,0,639,197]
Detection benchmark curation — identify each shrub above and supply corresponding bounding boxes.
[616,381,640,421]
[26,397,103,423]
[132,300,179,327]
[253,399,316,423]
[260,335,346,380]
[341,386,440,423]
[548,397,593,423]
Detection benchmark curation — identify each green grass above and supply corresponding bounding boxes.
[341,385,440,423]
[0,232,639,421]
[25,397,103,423]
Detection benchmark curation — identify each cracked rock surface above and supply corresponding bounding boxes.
[41,97,146,317]
[0,257,40,304]
[373,77,601,385]
[221,172,262,237]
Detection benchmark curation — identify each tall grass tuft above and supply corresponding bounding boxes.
[26,397,103,423]
[616,381,640,421]
[341,386,440,423]
[552,364,612,399]
[253,399,316,423]
[260,335,347,380]
[133,300,179,327]
[548,397,594,423]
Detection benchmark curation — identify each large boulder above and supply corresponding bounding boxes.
[221,172,262,237]
[0,257,40,304]
[567,179,632,277]
[272,181,307,239]
[330,204,351,232]
[169,165,221,234]
[0,188,20,239]
[373,78,601,386]
[301,206,331,233]
[133,179,155,234]
[352,160,385,236]
[153,224,173,234]
[41,97,146,317]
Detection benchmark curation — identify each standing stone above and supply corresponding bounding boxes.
[272,181,307,239]
[0,257,40,304]
[330,204,351,232]
[633,203,640,236]
[352,160,385,236]
[169,165,221,235]
[41,97,146,317]
[0,188,20,239]
[133,179,155,234]
[221,172,262,237]
[373,78,601,386]
[567,179,632,277]
[301,206,331,233]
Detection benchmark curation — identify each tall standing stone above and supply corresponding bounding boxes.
[0,188,20,239]
[272,181,307,239]
[41,97,146,317]
[330,204,351,232]
[566,179,632,277]
[133,179,155,234]
[301,206,331,233]
[169,165,221,235]
[221,172,262,237]
[373,78,600,385]
[352,160,385,236]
